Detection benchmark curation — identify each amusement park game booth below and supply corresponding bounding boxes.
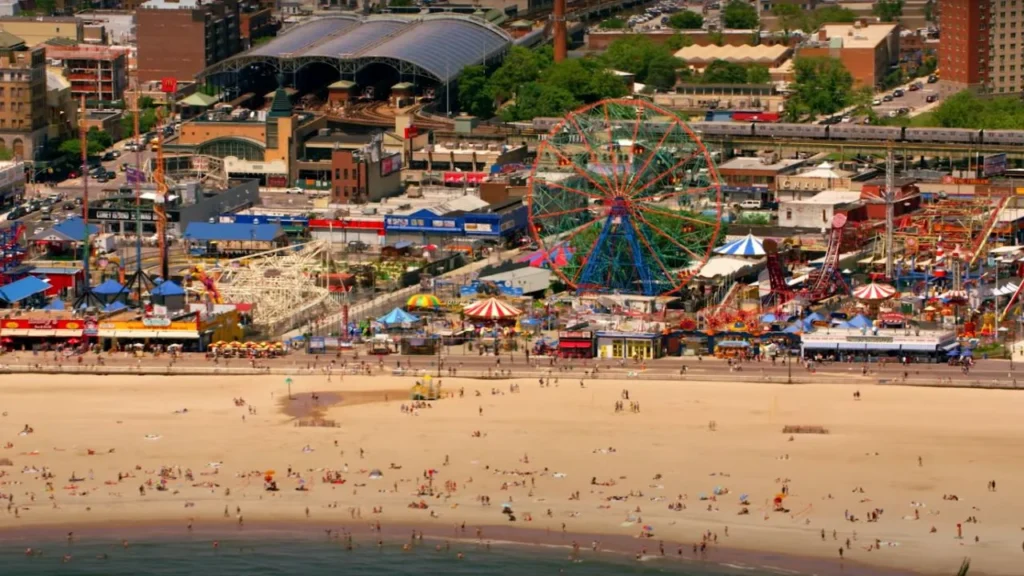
[596,331,664,360]
[558,330,595,358]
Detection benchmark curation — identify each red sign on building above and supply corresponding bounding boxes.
[444,172,487,185]
[160,77,178,94]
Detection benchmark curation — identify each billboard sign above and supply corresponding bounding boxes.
[125,167,146,184]
[380,154,402,177]
[983,153,1008,177]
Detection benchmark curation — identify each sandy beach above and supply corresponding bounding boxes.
[1,371,1022,575]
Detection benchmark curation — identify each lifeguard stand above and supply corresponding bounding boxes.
[410,375,442,400]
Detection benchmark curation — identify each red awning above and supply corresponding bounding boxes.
[559,341,592,349]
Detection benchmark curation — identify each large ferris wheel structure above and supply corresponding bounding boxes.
[526,99,725,297]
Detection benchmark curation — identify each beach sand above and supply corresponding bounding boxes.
[1,372,1022,575]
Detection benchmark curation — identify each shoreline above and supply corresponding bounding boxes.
[0,517,921,576]
[0,361,1020,391]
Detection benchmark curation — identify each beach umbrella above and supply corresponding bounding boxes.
[407,294,441,309]
[853,282,897,302]
[713,233,765,257]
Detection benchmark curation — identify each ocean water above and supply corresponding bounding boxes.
[1,536,778,576]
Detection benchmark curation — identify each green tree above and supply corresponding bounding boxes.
[599,17,627,30]
[0,148,13,161]
[665,32,692,52]
[500,83,579,122]
[721,0,759,29]
[786,56,854,119]
[746,65,771,84]
[543,58,628,102]
[488,46,547,101]
[873,0,904,22]
[602,35,682,86]
[645,56,679,91]
[924,0,935,22]
[58,137,105,160]
[86,127,113,150]
[771,3,803,34]
[929,91,1024,129]
[457,65,494,118]
[708,30,725,46]
[36,0,55,13]
[807,5,856,29]
[121,107,159,137]
[667,11,703,30]
[701,60,749,84]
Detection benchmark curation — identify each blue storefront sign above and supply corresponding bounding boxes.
[222,213,309,228]
[385,205,528,238]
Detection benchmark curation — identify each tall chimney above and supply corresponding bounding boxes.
[553,0,567,63]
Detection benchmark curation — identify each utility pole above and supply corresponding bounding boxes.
[884,142,895,283]
[80,95,92,290]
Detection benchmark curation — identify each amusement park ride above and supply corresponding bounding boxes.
[526,98,724,297]
[0,221,26,287]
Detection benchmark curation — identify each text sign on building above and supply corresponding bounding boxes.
[380,153,402,177]
[558,331,593,339]
[983,153,1007,177]
[90,209,180,222]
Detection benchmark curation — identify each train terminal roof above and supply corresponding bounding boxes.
[200,14,511,84]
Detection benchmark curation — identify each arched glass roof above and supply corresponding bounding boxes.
[203,14,511,84]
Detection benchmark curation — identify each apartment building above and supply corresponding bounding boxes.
[0,32,47,160]
[136,0,241,83]
[939,0,1024,95]
[797,22,900,88]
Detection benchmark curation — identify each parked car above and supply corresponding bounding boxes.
[925,93,939,103]
[927,74,939,83]
[883,94,894,102]
[893,89,905,97]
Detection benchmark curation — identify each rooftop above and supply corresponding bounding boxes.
[140,0,204,9]
[674,44,791,65]
[805,23,897,49]
[783,189,863,205]
[0,30,24,50]
[719,156,804,173]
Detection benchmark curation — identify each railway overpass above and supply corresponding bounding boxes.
[697,135,1024,162]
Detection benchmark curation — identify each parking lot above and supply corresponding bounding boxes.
[871,78,941,118]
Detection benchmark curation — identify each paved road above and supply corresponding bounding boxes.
[872,82,941,119]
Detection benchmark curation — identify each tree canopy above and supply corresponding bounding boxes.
[721,0,758,29]
[930,91,1024,129]
[700,60,748,84]
[873,0,904,22]
[664,32,693,51]
[457,45,629,122]
[667,11,703,30]
[784,57,854,120]
[59,128,112,160]
[601,35,682,91]
[772,4,855,33]
[599,17,627,30]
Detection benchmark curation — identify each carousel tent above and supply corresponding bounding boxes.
[463,297,522,319]
[714,233,765,257]
[852,282,896,301]
[377,307,419,326]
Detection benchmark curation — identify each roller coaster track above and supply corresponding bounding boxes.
[968,195,1012,268]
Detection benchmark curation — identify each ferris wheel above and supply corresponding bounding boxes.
[526,98,724,296]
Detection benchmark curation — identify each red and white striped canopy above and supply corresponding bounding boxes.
[941,289,969,302]
[852,282,897,301]
[463,297,522,319]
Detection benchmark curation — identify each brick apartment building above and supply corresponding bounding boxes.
[797,22,900,88]
[939,0,1024,95]
[0,31,47,160]
[136,0,241,84]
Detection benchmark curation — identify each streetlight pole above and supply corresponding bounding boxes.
[787,351,793,384]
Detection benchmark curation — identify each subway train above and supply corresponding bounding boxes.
[527,116,1024,146]
[688,121,1024,146]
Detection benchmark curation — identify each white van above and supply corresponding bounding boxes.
[739,199,762,210]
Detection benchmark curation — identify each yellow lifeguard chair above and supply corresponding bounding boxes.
[411,375,442,400]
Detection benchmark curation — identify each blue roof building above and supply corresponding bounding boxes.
[30,217,100,243]
[184,222,285,243]
[0,276,51,305]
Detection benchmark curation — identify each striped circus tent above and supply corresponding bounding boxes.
[852,282,896,301]
[463,297,522,319]
[713,233,765,257]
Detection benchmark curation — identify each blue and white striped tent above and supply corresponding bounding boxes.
[714,233,765,257]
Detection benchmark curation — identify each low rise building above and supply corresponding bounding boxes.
[0,159,25,207]
[83,109,124,142]
[0,16,82,47]
[718,155,806,204]
[673,44,792,70]
[654,83,785,113]
[777,189,862,228]
[797,22,900,88]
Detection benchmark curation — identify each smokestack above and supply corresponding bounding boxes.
[553,0,567,63]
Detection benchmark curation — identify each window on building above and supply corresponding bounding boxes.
[822,210,828,223]
[334,168,339,179]
[343,168,349,180]
[785,209,792,220]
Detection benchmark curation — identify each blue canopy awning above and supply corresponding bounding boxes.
[377,307,419,326]
[104,301,128,313]
[93,279,125,296]
[151,280,185,297]
[0,276,51,303]
[45,299,66,311]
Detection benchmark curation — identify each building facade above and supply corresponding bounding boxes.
[798,23,899,88]
[0,17,82,46]
[44,44,128,104]
[939,0,1024,95]
[136,0,241,83]
[0,34,47,160]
